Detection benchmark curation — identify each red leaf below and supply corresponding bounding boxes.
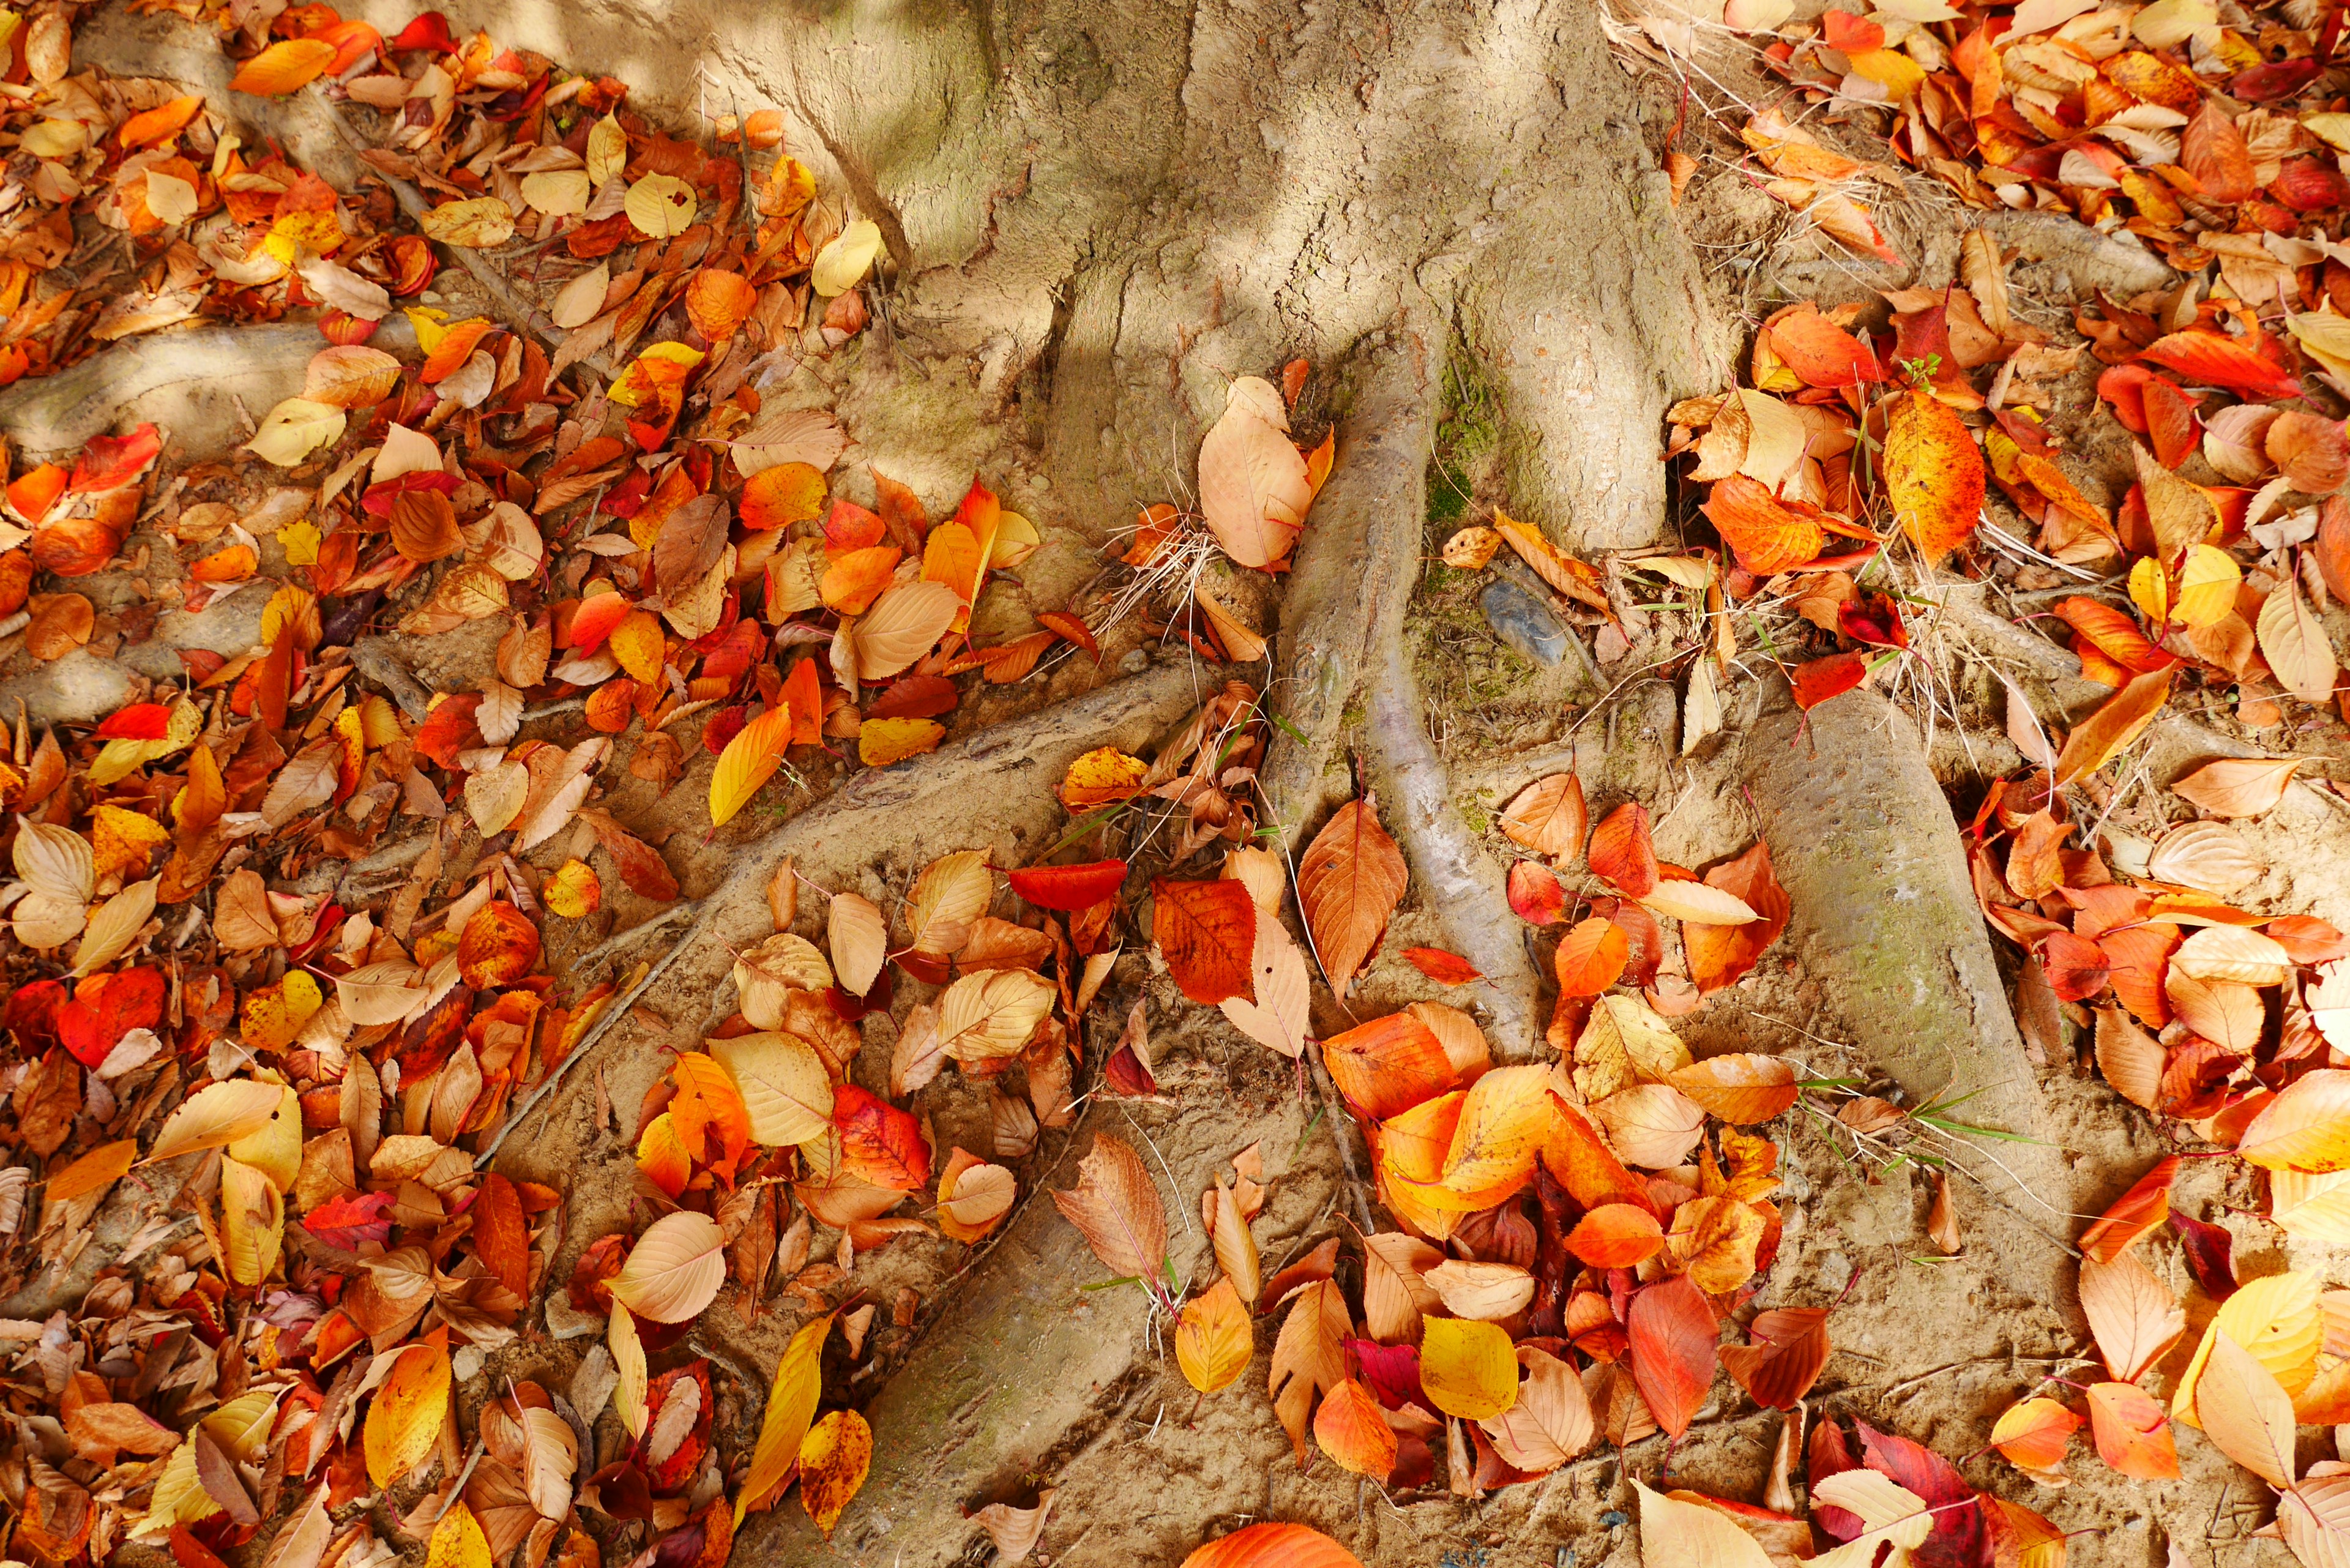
[94,703,172,740]
[2037,930,2111,1002]
[1007,859,1128,912]
[1151,879,1257,1005]
[1587,804,1658,898]
[867,673,957,723]
[2139,330,2303,402]
[1626,1275,1717,1438]
[1507,861,1567,925]
[305,1190,396,1249]
[1856,1421,1985,1568]
[474,1173,530,1296]
[389,9,456,50]
[2169,1209,2237,1301]
[2270,915,2350,966]
[69,425,160,494]
[2053,596,2176,674]
[1821,9,1884,49]
[1402,947,1482,985]
[411,694,484,769]
[1791,652,1870,710]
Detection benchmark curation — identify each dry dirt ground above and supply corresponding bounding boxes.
[12,0,2350,1564]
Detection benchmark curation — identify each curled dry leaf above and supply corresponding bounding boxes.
[1197,376,1312,570]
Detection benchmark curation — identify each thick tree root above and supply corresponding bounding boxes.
[1739,676,2078,1274]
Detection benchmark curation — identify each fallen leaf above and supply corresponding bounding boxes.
[1297,794,1407,996]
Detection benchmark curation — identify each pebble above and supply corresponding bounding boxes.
[1480,577,1568,665]
[1119,648,1149,674]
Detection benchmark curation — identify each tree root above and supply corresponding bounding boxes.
[1264,324,1544,1057]
[1739,674,2078,1281]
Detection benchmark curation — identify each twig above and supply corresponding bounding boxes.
[474,900,720,1168]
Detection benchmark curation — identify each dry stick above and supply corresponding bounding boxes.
[473,898,720,1170]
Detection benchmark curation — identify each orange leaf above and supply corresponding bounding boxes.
[2078,1154,2177,1262]
[1176,1276,1253,1393]
[1683,841,1790,994]
[1554,917,1630,998]
[1566,1203,1665,1267]
[119,94,205,151]
[1152,878,1258,1006]
[1666,1053,1800,1123]
[709,705,791,827]
[1702,476,1824,575]
[1884,388,1986,562]
[857,717,944,766]
[1626,1275,1717,1438]
[458,902,540,988]
[796,1409,870,1537]
[1502,773,1587,859]
[2053,596,2176,675]
[670,1053,752,1172]
[684,269,758,340]
[420,319,493,385]
[1197,378,1311,569]
[1718,1306,1830,1410]
[821,544,901,616]
[1762,303,1883,387]
[229,37,338,95]
[2087,1382,2178,1479]
[2239,1069,2350,1173]
[2053,668,2173,786]
[1297,794,1408,996]
[1587,803,1658,897]
[1312,1378,1397,1477]
[1322,1011,1453,1120]
[1181,1524,1364,1568]
[1403,947,1481,984]
[1990,1395,2078,1477]
[635,1113,693,1198]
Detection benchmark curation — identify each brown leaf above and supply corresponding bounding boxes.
[653,493,729,599]
[390,491,463,563]
[1197,378,1311,570]
[1297,793,1408,996]
[2094,1007,2165,1112]
[1048,1133,1167,1282]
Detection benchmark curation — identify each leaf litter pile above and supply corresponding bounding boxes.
[2,0,2350,1558]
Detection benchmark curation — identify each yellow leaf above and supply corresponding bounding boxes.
[229,37,337,95]
[247,397,346,466]
[277,518,322,566]
[1884,389,1986,562]
[709,705,793,827]
[544,858,602,917]
[2128,556,2170,624]
[797,1409,872,1537]
[609,1304,648,1436]
[91,804,170,881]
[146,1078,292,1163]
[425,1503,493,1568]
[608,609,666,683]
[242,970,323,1051]
[219,1156,285,1285]
[737,1313,834,1523]
[365,1341,452,1487]
[225,1084,302,1193]
[419,197,517,248]
[1419,1316,1520,1419]
[812,220,883,296]
[857,717,944,766]
[2173,1269,2322,1426]
[586,114,627,185]
[1061,747,1149,811]
[1176,1275,1253,1393]
[708,1032,834,1146]
[2176,546,2241,626]
[624,174,698,239]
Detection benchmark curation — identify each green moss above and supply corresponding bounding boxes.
[1458,799,1491,835]
[1425,354,1499,527]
